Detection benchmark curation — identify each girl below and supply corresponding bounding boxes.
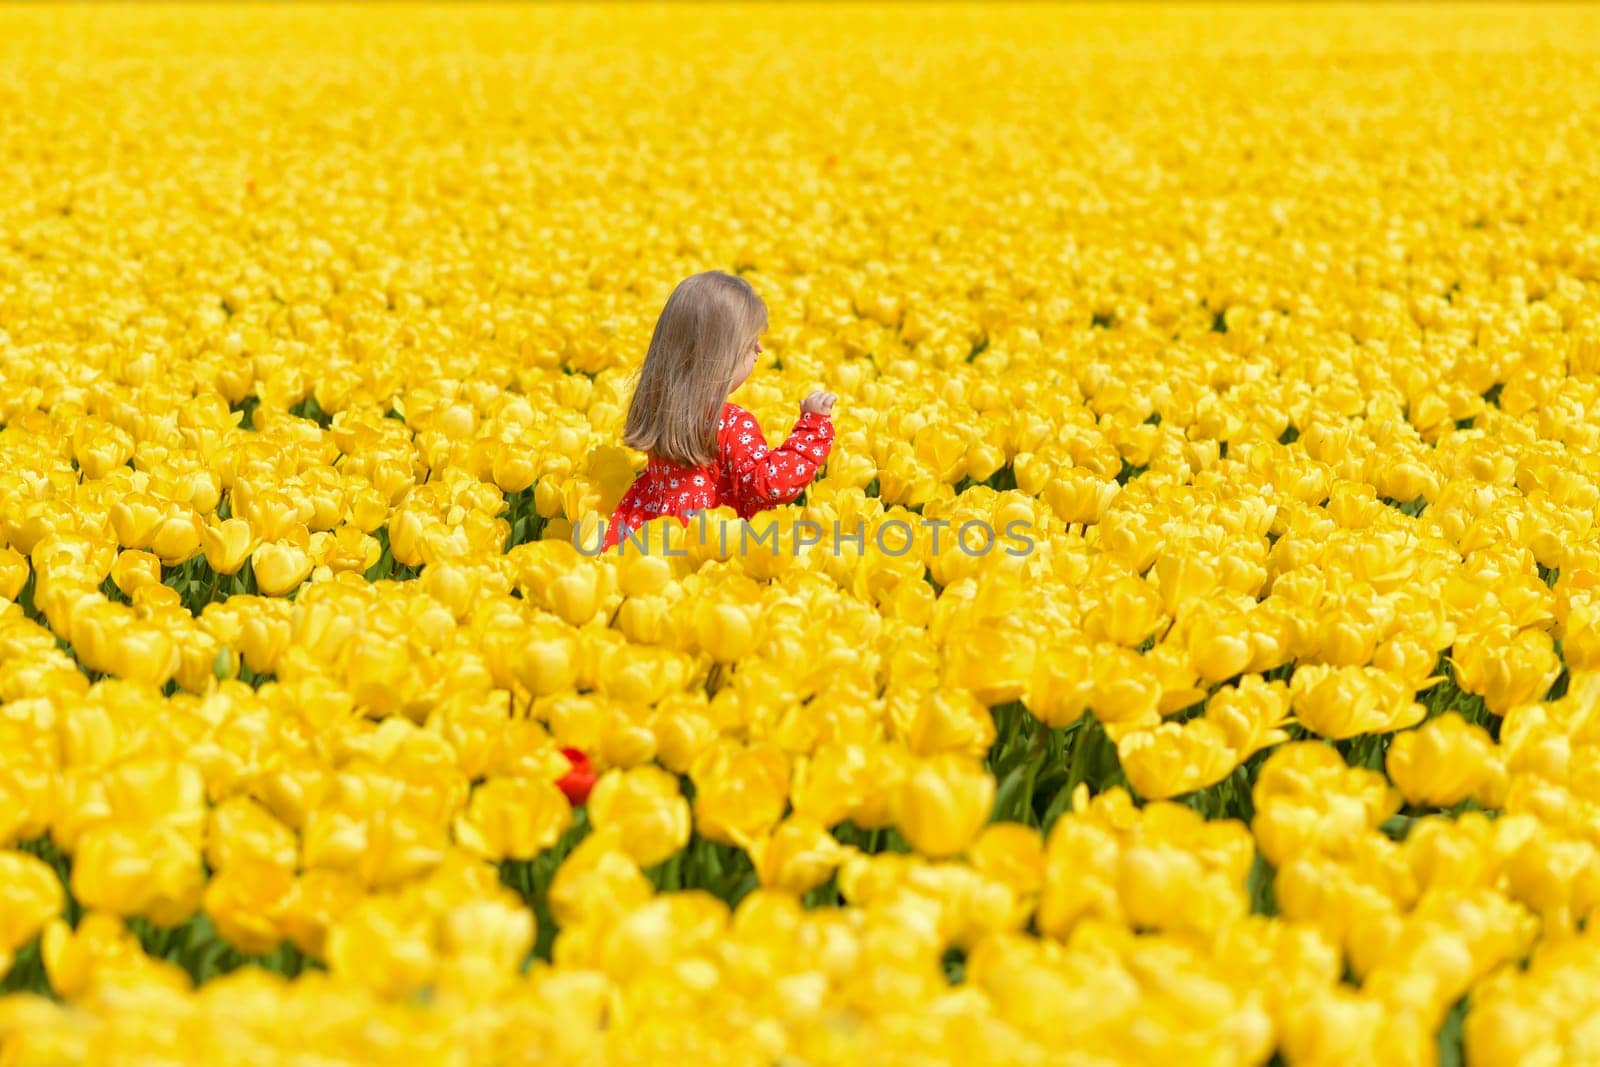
[601,271,836,553]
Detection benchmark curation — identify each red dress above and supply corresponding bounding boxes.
[602,402,834,552]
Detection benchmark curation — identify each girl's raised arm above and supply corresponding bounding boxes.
[721,406,834,515]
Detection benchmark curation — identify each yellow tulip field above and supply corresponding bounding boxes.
[4,3,1600,1063]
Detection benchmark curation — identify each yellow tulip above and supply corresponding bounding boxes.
[692,741,791,848]
[1251,743,1401,867]
[547,567,602,627]
[71,419,135,480]
[1561,601,1600,671]
[585,765,690,868]
[0,547,31,601]
[942,620,1036,706]
[1117,719,1239,800]
[1290,663,1425,739]
[1314,604,1382,667]
[203,860,295,956]
[453,777,572,861]
[790,743,878,828]
[892,754,994,859]
[904,687,996,761]
[345,483,390,533]
[0,851,64,975]
[546,829,653,930]
[514,633,578,698]
[1503,834,1600,934]
[108,550,162,598]
[1186,612,1258,684]
[615,551,673,599]
[969,822,1045,898]
[617,594,671,645]
[325,896,436,999]
[41,911,191,1001]
[386,507,427,567]
[280,869,365,959]
[108,496,164,549]
[252,541,314,597]
[206,796,299,872]
[490,443,539,494]
[595,643,692,707]
[750,816,846,894]
[1089,646,1162,731]
[71,822,205,928]
[1154,552,1220,616]
[694,600,761,662]
[439,897,535,979]
[1386,714,1505,808]
[147,511,203,565]
[1042,469,1118,525]
[1452,627,1563,716]
[648,702,717,776]
[105,625,182,688]
[237,604,292,675]
[1206,674,1292,759]
[1026,640,1094,728]
[1083,574,1166,647]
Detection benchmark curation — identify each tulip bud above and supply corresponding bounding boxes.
[237,608,292,676]
[615,552,672,600]
[546,567,601,627]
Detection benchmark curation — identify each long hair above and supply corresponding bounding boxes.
[622,271,768,467]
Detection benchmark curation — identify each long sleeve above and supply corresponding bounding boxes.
[719,406,834,518]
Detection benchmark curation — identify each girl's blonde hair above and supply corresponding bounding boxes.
[622,271,768,467]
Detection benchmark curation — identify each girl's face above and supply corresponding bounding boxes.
[729,335,761,392]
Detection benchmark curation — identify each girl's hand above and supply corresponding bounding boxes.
[801,391,837,417]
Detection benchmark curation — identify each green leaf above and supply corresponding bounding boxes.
[992,761,1033,824]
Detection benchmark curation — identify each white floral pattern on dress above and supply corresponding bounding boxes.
[600,401,836,551]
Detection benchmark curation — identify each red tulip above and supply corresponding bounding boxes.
[557,747,596,806]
